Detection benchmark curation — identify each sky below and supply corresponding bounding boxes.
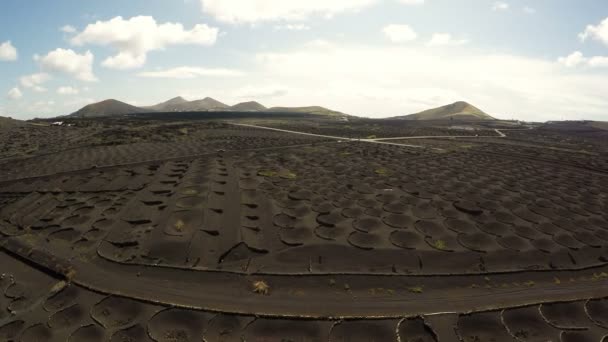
[1,0,608,121]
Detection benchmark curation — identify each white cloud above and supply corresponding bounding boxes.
[304,39,334,49]
[7,87,22,100]
[0,41,18,61]
[200,0,378,24]
[589,56,608,68]
[175,83,288,105]
[236,84,288,99]
[64,97,96,108]
[558,51,608,68]
[27,100,55,114]
[523,6,536,14]
[57,86,80,95]
[71,16,219,69]
[254,40,608,121]
[20,73,52,89]
[60,25,77,33]
[558,51,587,67]
[274,24,311,31]
[101,52,147,70]
[383,24,417,43]
[427,33,468,47]
[35,49,97,82]
[579,17,608,46]
[396,0,425,5]
[492,2,509,11]
[137,66,244,79]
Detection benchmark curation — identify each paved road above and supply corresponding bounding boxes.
[232,123,424,148]
[75,258,608,319]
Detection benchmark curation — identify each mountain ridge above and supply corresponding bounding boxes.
[68,98,493,120]
[142,96,189,112]
[68,97,348,118]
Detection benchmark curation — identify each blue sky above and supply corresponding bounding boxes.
[1,0,608,121]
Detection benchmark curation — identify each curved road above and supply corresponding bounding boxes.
[3,239,608,319]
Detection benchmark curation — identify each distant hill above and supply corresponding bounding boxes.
[181,97,229,111]
[143,96,189,112]
[68,97,347,118]
[396,101,495,121]
[69,99,150,118]
[267,106,345,116]
[231,101,267,111]
[144,97,229,112]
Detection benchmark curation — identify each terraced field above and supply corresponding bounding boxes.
[1,117,607,341]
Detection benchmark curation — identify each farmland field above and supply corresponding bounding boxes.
[1,115,607,341]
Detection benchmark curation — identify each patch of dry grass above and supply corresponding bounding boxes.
[174,219,185,232]
[253,280,270,295]
[408,286,424,294]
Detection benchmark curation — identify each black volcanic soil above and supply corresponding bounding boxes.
[256,117,502,138]
[0,121,330,181]
[1,116,607,341]
[12,140,598,276]
[2,250,608,341]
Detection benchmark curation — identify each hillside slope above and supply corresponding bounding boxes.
[69,97,348,118]
[231,101,267,111]
[180,97,229,111]
[267,106,345,116]
[143,96,189,112]
[398,101,495,121]
[69,99,151,118]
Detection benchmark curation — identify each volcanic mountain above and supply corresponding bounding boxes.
[178,97,229,111]
[142,96,189,112]
[68,99,149,118]
[230,101,267,111]
[68,97,348,118]
[397,101,495,121]
[144,97,229,112]
[267,106,345,116]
